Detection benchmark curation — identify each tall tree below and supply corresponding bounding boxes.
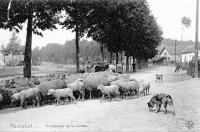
[6,31,21,62]
[181,17,191,41]
[60,0,92,72]
[0,0,59,78]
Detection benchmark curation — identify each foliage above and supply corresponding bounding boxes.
[181,17,191,28]
[6,31,23,56]
[32,39,110,64]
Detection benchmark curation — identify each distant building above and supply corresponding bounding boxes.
[181,46,200,62]
[155,46,182,62]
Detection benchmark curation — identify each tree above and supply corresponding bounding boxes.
[181,17,191,41]
[6,31,22,62]
[60,0,93,72]
[0,0,60,78]
[87,0,162,71]
[0,45,10,68]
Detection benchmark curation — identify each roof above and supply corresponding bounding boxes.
[152,56,167,62]
[182,46,195,54]
[158,47,165,55]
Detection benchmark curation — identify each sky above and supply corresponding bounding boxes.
[0,0,197,49]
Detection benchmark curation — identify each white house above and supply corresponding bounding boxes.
[157,46,181,62]
[181,46,200,62]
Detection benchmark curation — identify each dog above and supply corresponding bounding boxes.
[155,74,163,82]
[147,93,175,116]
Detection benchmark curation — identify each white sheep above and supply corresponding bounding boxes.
[109,64,116,73]
[111,80,139,99]
[67,78,85,101]
[140,81,150,96]
[47,88,75,105]
[97,84,119,101]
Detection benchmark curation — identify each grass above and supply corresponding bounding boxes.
[0,65,76,78]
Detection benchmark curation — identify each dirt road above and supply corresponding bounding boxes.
[0,66,199,132]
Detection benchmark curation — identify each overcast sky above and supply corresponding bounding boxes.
[0,0,197,48]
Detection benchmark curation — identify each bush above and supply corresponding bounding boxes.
[0,87,14,107]
[187,59,200,77]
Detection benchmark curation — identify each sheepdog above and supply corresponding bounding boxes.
[155,74,163,82]
[147,93,175,116]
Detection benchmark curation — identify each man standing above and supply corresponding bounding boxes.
[175,60,180,72]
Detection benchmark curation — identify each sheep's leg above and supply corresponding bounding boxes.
[90,91,92,100]
[101,94,105,102]
[56,98,60,106]
[32,100,36,107]
[164,103,167,114]
[24,100,27,109]
[21,100,25,109]
[109,94,111,101]
[81,90,85,101]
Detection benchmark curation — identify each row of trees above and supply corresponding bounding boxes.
[32,39,110,65]
[0,0,163,78]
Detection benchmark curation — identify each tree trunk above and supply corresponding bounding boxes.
[121,52,123,72]
[23,9,33,78]
[138,59,141,69]
[126,54,129,72]
[75,24,80,73]
[100,43,104,62]
[116,52,118,65]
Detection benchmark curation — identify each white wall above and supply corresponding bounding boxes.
[181,51,200,62]
[160,49,170,60]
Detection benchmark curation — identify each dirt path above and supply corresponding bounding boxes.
[0,66,199,132]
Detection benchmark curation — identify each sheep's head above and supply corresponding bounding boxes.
[10,94,20,106]
[97,85,103,90]
[47,89,55,95]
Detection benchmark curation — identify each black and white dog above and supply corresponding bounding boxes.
[147,93,175,116]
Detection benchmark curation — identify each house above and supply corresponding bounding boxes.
[181,46,200,62]
[156,46,182,62]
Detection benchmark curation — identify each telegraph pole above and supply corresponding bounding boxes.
[175,40,177,62]
[195,0,199,78]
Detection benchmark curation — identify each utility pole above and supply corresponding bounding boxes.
[175,40,177,63]
[195,0,199,78]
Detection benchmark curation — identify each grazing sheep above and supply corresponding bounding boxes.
[111,80,139,99]
[10,87,42,109]
[140,81,150,96]
[97,84,119,101]
[47,88,75,105]
[83,75,111,99]
[67,78,85,101]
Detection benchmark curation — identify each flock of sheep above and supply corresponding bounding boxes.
[0,70,150,109]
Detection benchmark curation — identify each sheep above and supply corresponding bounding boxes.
[83,75,111,99]
[140,81,150,96]
[111,80,139,99]
[10,87,42,109]
[47,88,75,105]
[97,84,119,101]
[67,78,85,101]
[109,64,116,73]
[38,79,67,104]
